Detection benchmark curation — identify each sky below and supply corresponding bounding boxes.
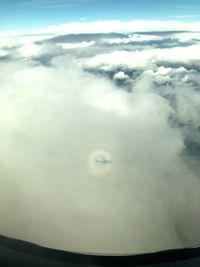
[1,0,200,32]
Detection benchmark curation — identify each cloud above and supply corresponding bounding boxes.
[0,49,8,57]
[2,19,200,37]
[44,20,200,35]
[57,41,95,49]
[17,0,94,8]
[113,71,129,80]
[172,15,200,19]
[0,30,200,255]
[104,34,164,45]
[82,44,200,71]
[178,4,200,9]
[173,32,200,42]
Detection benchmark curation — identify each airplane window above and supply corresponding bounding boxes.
[0,0,200,263]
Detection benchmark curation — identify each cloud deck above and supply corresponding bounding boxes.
[0,30,200,254]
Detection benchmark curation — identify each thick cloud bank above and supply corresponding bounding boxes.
[0,30,200,254]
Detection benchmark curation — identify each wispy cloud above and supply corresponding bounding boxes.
[171,15,200,19]
[18,0,94,8]
[42,3,80,9]
[178,4,200,9]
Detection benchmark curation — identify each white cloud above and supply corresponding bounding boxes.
[156,44,200,62]
[174,32,200,42]
[57,41,95,49]
[0,34,52,48]
[82,44,200,71]
[0,49,8,57]
[105,34,164,45]
[172,15,200,18]
[82,50,154,70]
[2,19,200,36]
[0,30,200,255]
[18,43,43,58]
[113,71,129,80]
[44,20,200,35]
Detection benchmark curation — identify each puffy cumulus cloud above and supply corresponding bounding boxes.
[18,42,43,58]
[82,44,200,71]
[113,71,129,80]
[155,44,200,64]
[0,30,200,255]
[0,34,62,65]
[133,66,200,163]
[82,50,154,71]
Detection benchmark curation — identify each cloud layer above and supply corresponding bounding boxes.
[0,30,200,254]
[2,19,200,36]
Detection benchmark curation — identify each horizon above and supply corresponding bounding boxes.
[1,0,200,35]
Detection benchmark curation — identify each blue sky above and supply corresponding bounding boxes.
[1,0,200,31]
